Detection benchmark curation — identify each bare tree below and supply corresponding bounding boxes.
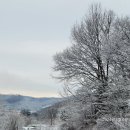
[54,4,115,117]
[53,4,130,129]
[46,107,58,125]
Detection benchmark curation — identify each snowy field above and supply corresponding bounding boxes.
[23,124,60,130]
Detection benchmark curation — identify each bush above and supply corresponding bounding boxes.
[68,126,75,130]
[60,123,76,130]
[60,123,69,130]
[21,109,31,117]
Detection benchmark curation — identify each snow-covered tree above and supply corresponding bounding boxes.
[47,107,58,125]
[53,4,130,129]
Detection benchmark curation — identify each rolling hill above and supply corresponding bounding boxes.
[0,94,62,111]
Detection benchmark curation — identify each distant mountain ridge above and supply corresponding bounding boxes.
[0,94,62,111]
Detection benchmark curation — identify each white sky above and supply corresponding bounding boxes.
[0,0,130,97]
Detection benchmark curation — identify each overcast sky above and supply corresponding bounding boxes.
[0,0,130,97]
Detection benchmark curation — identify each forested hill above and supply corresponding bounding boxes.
[0,94,62,111]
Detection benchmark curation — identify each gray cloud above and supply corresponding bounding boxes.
[0,71,60,97]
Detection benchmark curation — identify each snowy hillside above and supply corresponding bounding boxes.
[0,94,62,111]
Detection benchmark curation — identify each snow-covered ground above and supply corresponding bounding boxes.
[23,124,60,130]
